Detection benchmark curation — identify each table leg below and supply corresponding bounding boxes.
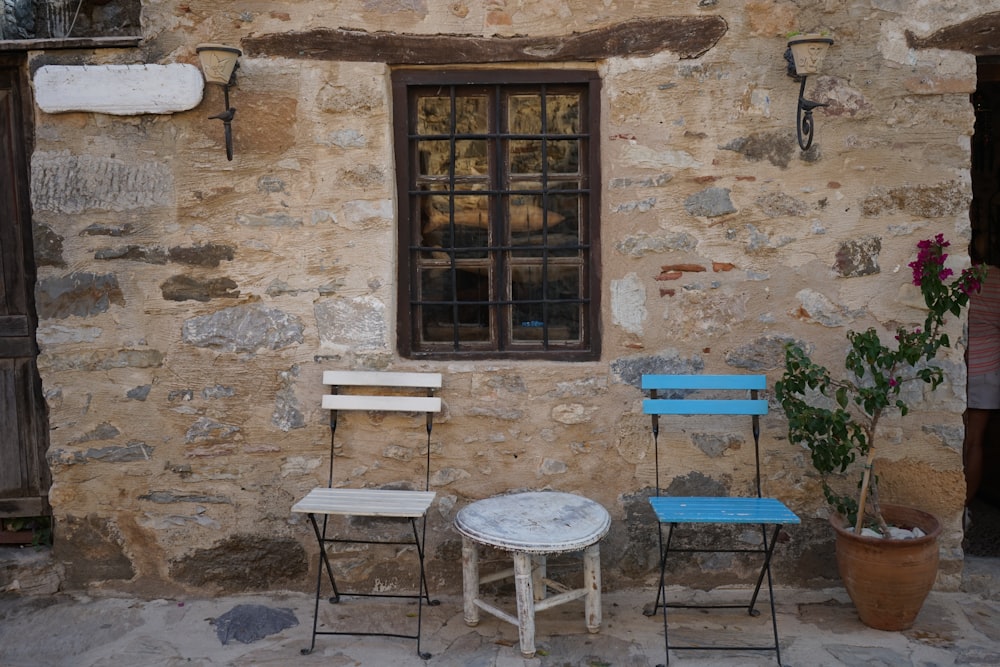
[584,542,602,633]
[462,537,480,626]
[513,551,536,658]
[532,554,546,601]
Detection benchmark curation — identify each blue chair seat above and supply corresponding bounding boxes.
[650,497,801,525]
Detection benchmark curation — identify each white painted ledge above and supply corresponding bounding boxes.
[34,64,204,115]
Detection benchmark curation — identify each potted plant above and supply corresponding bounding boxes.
[775,234,984,630]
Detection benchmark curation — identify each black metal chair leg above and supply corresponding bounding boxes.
[302,546,323,656]
[762,525,784,665]
[747,525,783,614]
[659,535,670,667]
[645,521,673,617]
[303,513,341,655]
[411,517,433,659]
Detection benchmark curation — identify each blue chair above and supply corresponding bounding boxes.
[641,374,800,666]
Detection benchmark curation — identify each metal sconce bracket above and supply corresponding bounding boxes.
[792,68,827,151]
[197,44,242,161]
[785,36,833,150]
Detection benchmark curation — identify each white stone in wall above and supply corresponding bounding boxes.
[611,272,647,335]
[794,288,849,328]
[35,324,103,347]
[551,403,600,425]
[34,64,204,115]
[314,296,387,350]
[621,144,702,169]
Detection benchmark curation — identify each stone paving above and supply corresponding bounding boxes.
[2,562,1000,667]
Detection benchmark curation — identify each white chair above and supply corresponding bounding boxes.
[292,370,442,658]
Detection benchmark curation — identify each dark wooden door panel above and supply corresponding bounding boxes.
[0,359,47,494]
[0,315,29,335]
[0,56,49,517]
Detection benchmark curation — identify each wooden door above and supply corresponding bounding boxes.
[0,54,50,518]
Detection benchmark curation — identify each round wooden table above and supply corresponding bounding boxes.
[454,491,611,658]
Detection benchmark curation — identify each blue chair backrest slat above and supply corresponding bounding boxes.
[641,374,765,391]
[643,398,767,416]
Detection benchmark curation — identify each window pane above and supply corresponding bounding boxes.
[508,187,569,258]
[419,139,489,177]
[510,264,582,344]
[509,94,542,134]
[454,140,488,176]
[454,95,488,133]
[547,94,580,134]
[511,264,546,338]
[417,94,488,135]
[419,192,452,238]
[451,194,489,229]
[418,140,452,176]
[417,96,451,134]
[549,189,582,255]
[509,193,561,232]
[547,264,581,300]
[510,139,542,175]
[419,269,491,342]
[547,139,579,174]
[546,302,583,342]
[509,138,579,175]
[422,193,489,247]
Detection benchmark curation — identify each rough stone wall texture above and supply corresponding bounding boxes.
[25,0,994,596]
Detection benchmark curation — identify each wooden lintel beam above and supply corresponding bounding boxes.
[906,11,1000,56]
[242,16,728,64]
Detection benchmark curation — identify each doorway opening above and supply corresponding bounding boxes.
[965,56,1000,557]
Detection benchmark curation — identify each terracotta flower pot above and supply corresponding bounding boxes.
[830,504,941,631]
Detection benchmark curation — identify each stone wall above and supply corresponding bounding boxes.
[25,0,995,596]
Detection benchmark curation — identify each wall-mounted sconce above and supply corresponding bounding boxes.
[196,43,242,161]
[785,34,833,150]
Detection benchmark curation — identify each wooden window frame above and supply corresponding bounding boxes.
[392,68,602,361]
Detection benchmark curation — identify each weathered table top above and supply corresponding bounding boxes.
[454,491,610,554]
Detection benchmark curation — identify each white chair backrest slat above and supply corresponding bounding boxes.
[323,370,442,389]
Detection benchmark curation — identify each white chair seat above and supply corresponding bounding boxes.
[293,487,436,518]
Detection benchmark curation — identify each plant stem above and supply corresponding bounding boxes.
[853,367,887,533]
[855,449,876,533]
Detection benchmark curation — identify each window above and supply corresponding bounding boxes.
[392,69,601,360]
